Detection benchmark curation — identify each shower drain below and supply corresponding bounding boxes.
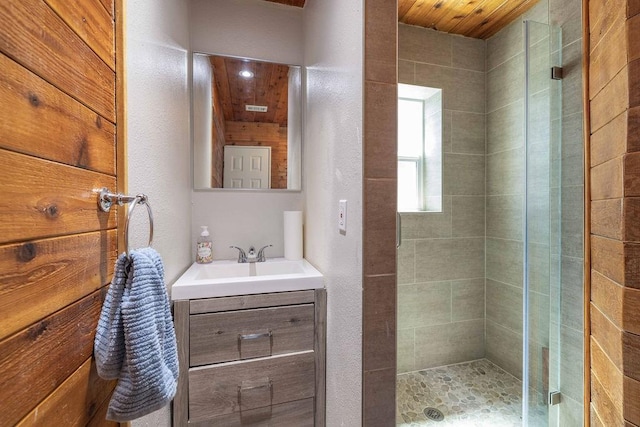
[423,407,445,422]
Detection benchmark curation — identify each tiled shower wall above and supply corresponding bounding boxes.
[396,4,585,422]
[397,24,486,373]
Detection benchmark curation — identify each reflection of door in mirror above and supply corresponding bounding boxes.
[223,146,271,189]
[192,53,302,191]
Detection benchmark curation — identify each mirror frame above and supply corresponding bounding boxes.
[191,51,304,193]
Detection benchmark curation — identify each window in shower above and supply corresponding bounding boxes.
[397,83,442,212]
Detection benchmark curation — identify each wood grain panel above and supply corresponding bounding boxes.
[624,375,640,425]
[0,290,103,426]
[624,243,640,289]
[591,371,625,427]
[0,149,116,245]
[624,198,640,240]
[189,291,315,314]
[190,304,315,366]
[623,287,640,338]
[591,198,623,239]
[188,351,315,422]
[625,153,640,196]
[44,0,115,70]
[225,121,286,142]
[623,332,640,380]
[591,157,623,200]
[472,0,539,39]
[0,0,116,122]
[314,289,327,427]
[399,0,445,28]
[591,111,627,166]
[173,300,189,427]
[87,397,119,427]
[97,0,114,18]
[263,0,305,6]
[590,65,629,131]
[591,236,624,284]
[189,399,314,427]
[630,107,640,152]
[0,230,116,340]
[591,336,624,414]
[16,358,116,427]
[0,53,116,175]
[629,14,640,63]
[590,21,627,99]
[589,0,626,56]
[591,270,624,328]
[591,303,623,369]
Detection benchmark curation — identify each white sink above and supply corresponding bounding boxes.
[171,258,324,300]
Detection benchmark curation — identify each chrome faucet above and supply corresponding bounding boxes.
[230,245,272,263]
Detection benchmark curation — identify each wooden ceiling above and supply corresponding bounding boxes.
[398,0,540,39]
[263,0,306,7]
[259,0,537,39]
[210,55,290,127]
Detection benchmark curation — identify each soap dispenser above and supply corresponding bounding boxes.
[196,226,213,264]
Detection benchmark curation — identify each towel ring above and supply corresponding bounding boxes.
[124,194,154,257]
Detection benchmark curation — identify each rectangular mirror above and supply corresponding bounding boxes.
[192,53,302,191]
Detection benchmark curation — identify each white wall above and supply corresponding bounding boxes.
[192,54,213,189]
[190,0,303,64]
[303,1,364,425]
[126,0,191,424]
[189,0,305,261]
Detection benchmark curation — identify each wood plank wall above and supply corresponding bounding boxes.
[588,0,640,425]
[0,0,122,425]
[224,121,288,189]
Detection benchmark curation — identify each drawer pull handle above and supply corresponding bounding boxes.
[238,378,273,413]
[239,330,272,341]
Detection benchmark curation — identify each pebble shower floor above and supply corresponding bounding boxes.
[396,359,546,426]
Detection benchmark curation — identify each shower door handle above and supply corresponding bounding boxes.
[397,212,402,248]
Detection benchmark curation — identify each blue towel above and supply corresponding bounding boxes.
[94,247,179,421]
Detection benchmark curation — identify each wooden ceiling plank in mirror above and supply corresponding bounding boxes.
[397,0,541,39]
[262,0,305,7]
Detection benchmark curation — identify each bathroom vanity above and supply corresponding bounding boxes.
[171,260,325,426]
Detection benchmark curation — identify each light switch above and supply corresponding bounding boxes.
[338,200,347,232]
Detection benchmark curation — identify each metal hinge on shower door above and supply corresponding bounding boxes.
[549,391,562,406]
[551,66,564,80]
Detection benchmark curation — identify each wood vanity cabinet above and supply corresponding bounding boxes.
[173,289,326,426]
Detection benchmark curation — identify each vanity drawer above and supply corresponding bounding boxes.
[189,304,314,366]
[188,351,315,422]
[188,398,314,427]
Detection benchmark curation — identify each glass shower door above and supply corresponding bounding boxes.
[523,20,562,427]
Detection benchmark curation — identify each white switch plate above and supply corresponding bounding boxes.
[338,200,347,232]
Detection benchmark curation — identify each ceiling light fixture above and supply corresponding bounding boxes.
[239,70,254,78]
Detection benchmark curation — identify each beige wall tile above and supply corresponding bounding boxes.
[364,275,396,372]
[487,19,523,72]
[364,82,397,179]
[397,328,415,374]
[398,281,452,329]
[452,35,486,72]
[397,239,415,285]
[398,23,452,65]
[451,196,485,238]
[486,279,523,332]
[486,100,525,154]
[451,111,485,154]
[561,255,584,331]
[399,197,452,239]
[363,368,396,426]
[487,148,525,196]
[363,179,397,276]
[364,0,397,84]
[486,319,523,379]
[415,237,485,282]
[487,53,524,113]
[398,59,415,84]
[444,154,485,196]
[486,237,524,287]
[452,278,485,321]
[414,320,485,369]
[486,195,524,240]
[529,242,551,295]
